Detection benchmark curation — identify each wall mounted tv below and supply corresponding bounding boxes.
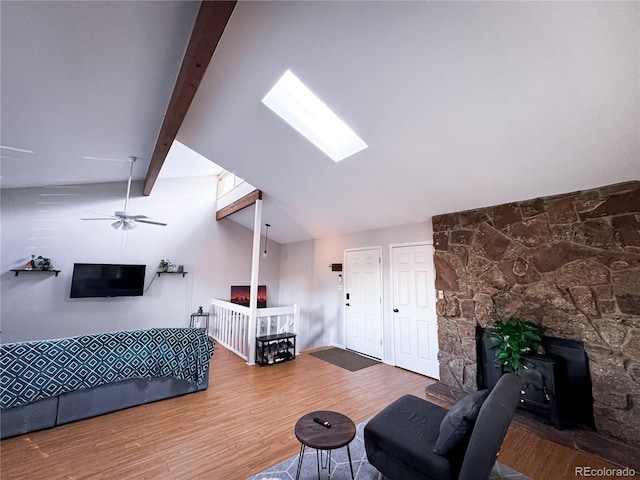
[70,263,146,298]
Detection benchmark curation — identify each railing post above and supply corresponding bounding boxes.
[211,305,217,338]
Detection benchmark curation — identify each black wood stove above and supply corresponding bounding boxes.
[477,328,595,430]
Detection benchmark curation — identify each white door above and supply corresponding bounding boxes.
[392,244,439,379]
[345,248,383,359]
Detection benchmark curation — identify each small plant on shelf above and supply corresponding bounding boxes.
[25,255,54,271]
[158,259,175,272]
[489,316,543,374]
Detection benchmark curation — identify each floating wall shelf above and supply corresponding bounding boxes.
[11,269,61,277]
[156,271,188,278]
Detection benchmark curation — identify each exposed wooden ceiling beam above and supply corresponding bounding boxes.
[143,0,236,196]
[216,190,263,220]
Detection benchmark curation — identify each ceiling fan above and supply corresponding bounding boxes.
[81,157,167,230]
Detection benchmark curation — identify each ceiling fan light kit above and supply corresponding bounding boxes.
[112,220,137,231]
[81,157,167,231]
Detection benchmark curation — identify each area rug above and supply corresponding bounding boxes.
[248,422,531,480]
[309,348,380,372]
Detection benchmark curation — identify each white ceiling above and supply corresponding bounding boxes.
[0,1,201,187]
[2,1,639,245]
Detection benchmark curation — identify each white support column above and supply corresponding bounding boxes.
[247,198,263,365]
[293,304,300,354]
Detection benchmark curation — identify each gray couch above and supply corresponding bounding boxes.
[0,328,213,439]
[1,367,209,439]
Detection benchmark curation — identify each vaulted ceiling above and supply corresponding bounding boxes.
[0,1,201,186]
[2,1,638,245]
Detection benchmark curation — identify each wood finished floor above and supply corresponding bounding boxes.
[0,345,626,480]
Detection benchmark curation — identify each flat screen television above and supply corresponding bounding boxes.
[70,263,146,298]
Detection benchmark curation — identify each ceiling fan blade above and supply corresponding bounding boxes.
[81,217,117,221]
[136,219,167,226]
[115,211,148,220]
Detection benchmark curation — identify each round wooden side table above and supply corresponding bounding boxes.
[294,410,356,480]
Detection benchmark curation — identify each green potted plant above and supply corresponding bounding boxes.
[158,259,175,272]
[489,316,543,374]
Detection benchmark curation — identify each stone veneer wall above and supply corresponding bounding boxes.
[431,181,640,447]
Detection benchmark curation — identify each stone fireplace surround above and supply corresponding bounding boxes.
[430,181,640,452]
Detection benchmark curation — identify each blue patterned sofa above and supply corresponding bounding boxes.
[0,328,214,439]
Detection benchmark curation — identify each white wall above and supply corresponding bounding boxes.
[0,177,280,343]
[1,173,429,358]
[279,221,432,362]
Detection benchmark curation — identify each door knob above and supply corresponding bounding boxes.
[346,303,350,307]
[393,308,399,313]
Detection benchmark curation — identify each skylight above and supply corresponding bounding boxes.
[261,70,367,162]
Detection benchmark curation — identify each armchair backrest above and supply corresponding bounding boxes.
[458,373,523,480]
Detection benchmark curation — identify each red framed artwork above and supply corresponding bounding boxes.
[230,285,267,308]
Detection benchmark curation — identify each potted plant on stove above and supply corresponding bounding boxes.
[489,316,543,374]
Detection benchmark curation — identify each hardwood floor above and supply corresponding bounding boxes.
[0,345,627,479]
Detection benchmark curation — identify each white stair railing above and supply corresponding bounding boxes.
[256,305,299,339]
[211,299,299,365]
[211,299,250,360]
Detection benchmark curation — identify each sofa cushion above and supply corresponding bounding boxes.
[0,396,58,439]
[57,378,149,425]
[433,389,489,455]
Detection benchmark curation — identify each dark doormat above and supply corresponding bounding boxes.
[309,348,380,372]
